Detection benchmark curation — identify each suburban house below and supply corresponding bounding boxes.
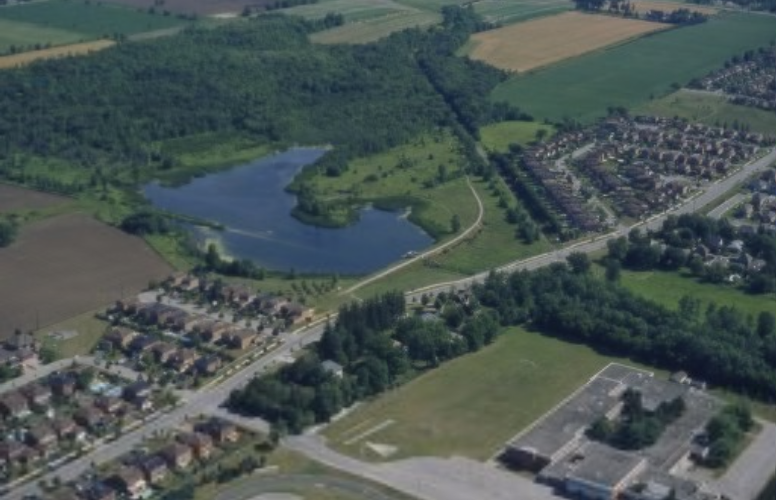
[228,329,258,350]
[0,440,28,463]
[195,320,232,343]
[74,405,107,431]
[95,395,124,415]
[48,373,77,397]
[52,417,80,440]
[111,466,148,499]
[105,327,139,350]
[151,342,178,364]
[26,422,58,451]
[81,481,116,500]
[129,335,159,355]
[221,284,253,305]
[177,432,214,459]
[195,418,240,444]
[282,302,314,324]
[138,454,168,484]
[195,355,222,376]
[160,442,193,470]
[115,298,141,315]
[0,391,30,420]
[169,348,199,372]
[123,381,152,403]
[20,382,52,410]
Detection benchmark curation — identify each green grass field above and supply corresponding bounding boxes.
[636,89,776,135]
[0,17,83,52]
[310,10,440,44]
[281,0,411,21]
[0,0,186,43]
[323,327,647,461]
[479,120,555,153]
[297,131,479,239]
[491,13,776,122]
[35,309,109,359]
[607,268,776,318]
[473,0,572,24]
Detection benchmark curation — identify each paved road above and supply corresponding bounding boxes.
[215,473,408,500]
[6,323,327,500]
[284,435,562,500]
[341,177,484,296]
[408,147,776,299]
[707,193,747,220]
[714,420,776,500]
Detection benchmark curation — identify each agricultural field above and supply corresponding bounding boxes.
[479,120,556,153]
[323,327,643,461]
[281,0,412,22]
[0,183,70,213]
[97,0,261,15]
[310,10,440,44]
[0,213,172,338]
[636,89,776,135]
[467,11,668,73]
[631,0,719,15]
[0,1,187,41]
[473,0,573,24]
[0,17,82,53]
[491,12,776,122]
[0,39,114,69]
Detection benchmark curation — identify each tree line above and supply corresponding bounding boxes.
[473,261,776,401]
[226,290,500,433]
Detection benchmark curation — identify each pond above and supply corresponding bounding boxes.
[143,148,433,275]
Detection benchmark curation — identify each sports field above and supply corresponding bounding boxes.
[323,327,634,461]
[637,89,776,135]
[311,10,440,44]
[473,0,573,24]
[469,11,667,73]
[491,12,776,122]
[0,39,114,69]
[0,213,172,337]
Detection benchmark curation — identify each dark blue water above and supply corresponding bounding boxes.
[143,148,432,275]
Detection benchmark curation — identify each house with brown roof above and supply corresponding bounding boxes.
[82,481,116,500]
[0,391,30,420]
[95,395,124,415]
[52,417,79,440]
[20,382,52,410]
[26,422,57,451]
[151,342,177,364]
[195,355,222,376]
[196,320,232,343]
[111,466,148,499]
[228,329,258,350]
[160,442,193,469]
[74,405,107,431]
[282,302,314,324]
[115,298,141,315]
[138,454,168,484]
[169,348,199,372]
[49,373,77,397]
[0,440,28,463]
[195,418,240,444]
[105,327,139,351]
[177,432,213,460]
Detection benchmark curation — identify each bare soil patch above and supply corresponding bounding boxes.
[468,11,668,73]
[0,40,114,69]
[631,0,718,15]
[0,184,70,213]
[0,213,172,337]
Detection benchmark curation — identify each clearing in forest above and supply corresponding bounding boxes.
[311,10,440,44]
[0,40,115,69]
[468,11,668,73]
[630,0,719,15]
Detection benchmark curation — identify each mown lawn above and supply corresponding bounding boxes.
[35,309,109,359]
[491,13,776,122]
[0,18,82,53]
[636,89,776,135]
[323,326,648,461]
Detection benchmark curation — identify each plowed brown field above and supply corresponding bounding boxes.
[0,213,172,337]
[468,11,668,73]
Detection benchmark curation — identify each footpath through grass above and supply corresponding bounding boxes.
[323,327,644,461]
[491,12,776,122]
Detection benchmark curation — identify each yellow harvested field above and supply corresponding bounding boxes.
[468,11,668,73]
[630,0,718,15]
[0,40,114,69]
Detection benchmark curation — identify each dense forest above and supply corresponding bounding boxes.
[226,290,500,433]
[474,262,776,401]
[0,7,517,225]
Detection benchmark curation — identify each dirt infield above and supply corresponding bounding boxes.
[0,184,70,213]
[468,11,668,73]
[0,213,172,337]
[631,0,718,15]
[0,40,114,69]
